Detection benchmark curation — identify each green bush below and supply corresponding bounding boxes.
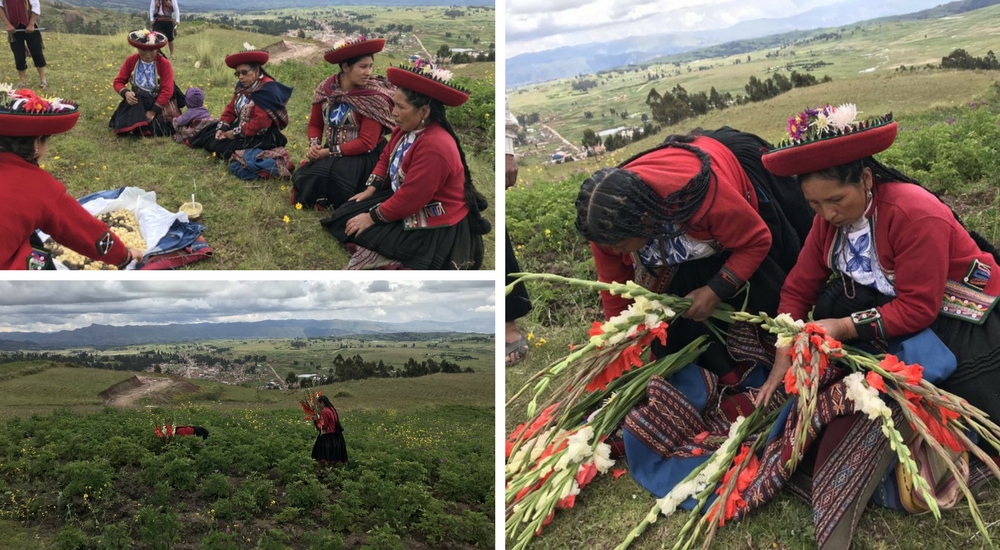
[304,530,344,550]
[99,436,151,467]
[200,473,234,500]
[138,507,180,550]
[200,530,240,550]
[286,474,324,509]
[231,473,273,516]
[359,525,405,550]
[53,525,89,550]
[162,457,197,491]
[449,76,495,155]
[96,521,132,550]
[60,461,113,499]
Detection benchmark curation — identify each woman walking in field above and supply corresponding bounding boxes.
[0,87,143,269]
[292,37,395,209]
[322,61,491,270]
[312,395,347,468]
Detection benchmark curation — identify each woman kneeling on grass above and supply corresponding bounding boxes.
[109,29,181,138]
[312,395,347,469]
[322,62,491,270]
[291,37,395,209]
[0,87,143,269]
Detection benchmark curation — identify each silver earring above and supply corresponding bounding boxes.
[867,189,873,200]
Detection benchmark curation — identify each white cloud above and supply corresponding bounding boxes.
[475,305,497,312]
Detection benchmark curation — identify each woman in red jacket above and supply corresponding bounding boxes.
[1,88,143,269]
[322,63,491,270]
[292,37,394,209]
[190,48,293,161]
[108,29,179,137]
[757,105,1000,422]
[577,127,812,375]
[311,395,347,468]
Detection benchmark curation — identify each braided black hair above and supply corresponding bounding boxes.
[576,132,717,245]
[401,87,491,235]
[0,135,49,165]
[799,158,1000,262]
[317,395,333,408]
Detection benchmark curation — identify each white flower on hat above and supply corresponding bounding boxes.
[146,32,158,44]
[827,103,860,131]
[243,42,256,51]
[332,39,348,50]
[429,67,453,82]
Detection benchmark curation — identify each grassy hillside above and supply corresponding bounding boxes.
[509,1,1000,167]
[1,18,495,269]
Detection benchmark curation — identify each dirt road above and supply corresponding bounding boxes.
[106,376,178,408]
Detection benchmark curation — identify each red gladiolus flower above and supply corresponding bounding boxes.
[612,468,627,479]
[586,344,644,392]
[556,494,576,509]
[588,321,604,338]
[165,425,173,437]
[866,371,886,393]
[693,431,709,444]
[154,425,163,438]
[506,403,559,458]
[576,461,598,489]
[879,354,924,386]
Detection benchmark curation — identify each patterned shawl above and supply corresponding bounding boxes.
[234,76,293,130]
[311,73,395,131]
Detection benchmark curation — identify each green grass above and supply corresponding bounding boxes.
[509,1,1000,170]
[2,17,495,270]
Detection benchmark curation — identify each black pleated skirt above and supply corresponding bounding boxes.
[292,141,385,208]
[189,124,288,161]
[108,89,175,137]
[311,432,348,464]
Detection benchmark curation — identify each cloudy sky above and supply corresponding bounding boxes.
[505,0,935,57]
[0,280,495,333]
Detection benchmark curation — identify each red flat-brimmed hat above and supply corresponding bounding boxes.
[762,104,896,176]
[127,30,167,51]
[0,87,80,137]
[387,65,469,107]
[225,50,270,69]
[325,37,385,65]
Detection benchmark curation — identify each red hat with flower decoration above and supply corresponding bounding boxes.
[324,36,385,65]
[225,43,270,69]
[127,29,168,51]
[0,85,80,137]
[386,59,469,107]
[762,103,897,177]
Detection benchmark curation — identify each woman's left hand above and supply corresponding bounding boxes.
[682,285,721,322]
[345,213,375,237]
[811,317,857,341]
[145,110,155,122]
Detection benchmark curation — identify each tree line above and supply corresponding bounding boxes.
[287,353,474,387]
[941,48,1000,71]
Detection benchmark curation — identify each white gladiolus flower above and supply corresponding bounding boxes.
[559,480,581,500]
[843,372,890,420]
[828,103,860,131]
[593,442,615,473]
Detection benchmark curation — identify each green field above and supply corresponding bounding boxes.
[508,2,1000,169]
[0,6,495,270]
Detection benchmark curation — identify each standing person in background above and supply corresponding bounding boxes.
[311,395,348,470]
[0,0,47,89]
[149,0,178,58]
[505,95,531,365]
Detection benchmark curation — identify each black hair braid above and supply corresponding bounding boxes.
[402,88,491,235]
[0,135,47,165]
[575,133,717,244]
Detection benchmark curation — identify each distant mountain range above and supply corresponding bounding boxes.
[0,319,493,349]
[51,0,493,10]
[507,0,1000,87]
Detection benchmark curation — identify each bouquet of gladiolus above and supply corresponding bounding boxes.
[299,390,323,427]
[506,272,1000,550]
[154,423,176,442]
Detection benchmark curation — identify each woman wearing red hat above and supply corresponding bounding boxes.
[190,48,293,162]
[292,37,395,209]
[0,87,143,269]
[757,105,1000,415]
[321,62,491,270]
[109,29,179,137]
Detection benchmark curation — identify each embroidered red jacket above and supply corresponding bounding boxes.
[780,181,1000,339]
[220,76,277,138]
[0,153,129,270]
[371,123,469,228]
[112,53,174,109]
[592,136,772,319]
[307,103,383,156]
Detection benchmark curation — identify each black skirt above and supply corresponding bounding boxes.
[311,431,348,463]
[292,141,385,208]
[321,190,484,270]
[814,277,1000,425]
[506,231,532,321]
[189,124,288,161]
[109,88,175,137]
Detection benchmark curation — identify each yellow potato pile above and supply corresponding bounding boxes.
[50,209,146,270]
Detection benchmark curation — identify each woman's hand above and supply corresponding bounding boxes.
[755,346,792,407]
[216,130,235,141]
[145,110,155,122]
[505,154,518,188]
[125,91,138,106]
[681,285,721,322]
[345,213,375,237]
[348,186,376,202]
[128,248,144,264]
[305,144,330,161]
[811,317,857,341]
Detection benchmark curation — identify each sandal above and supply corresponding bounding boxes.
[15,80,26,89]
[505,335,529,366]
[39,80,47,89]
